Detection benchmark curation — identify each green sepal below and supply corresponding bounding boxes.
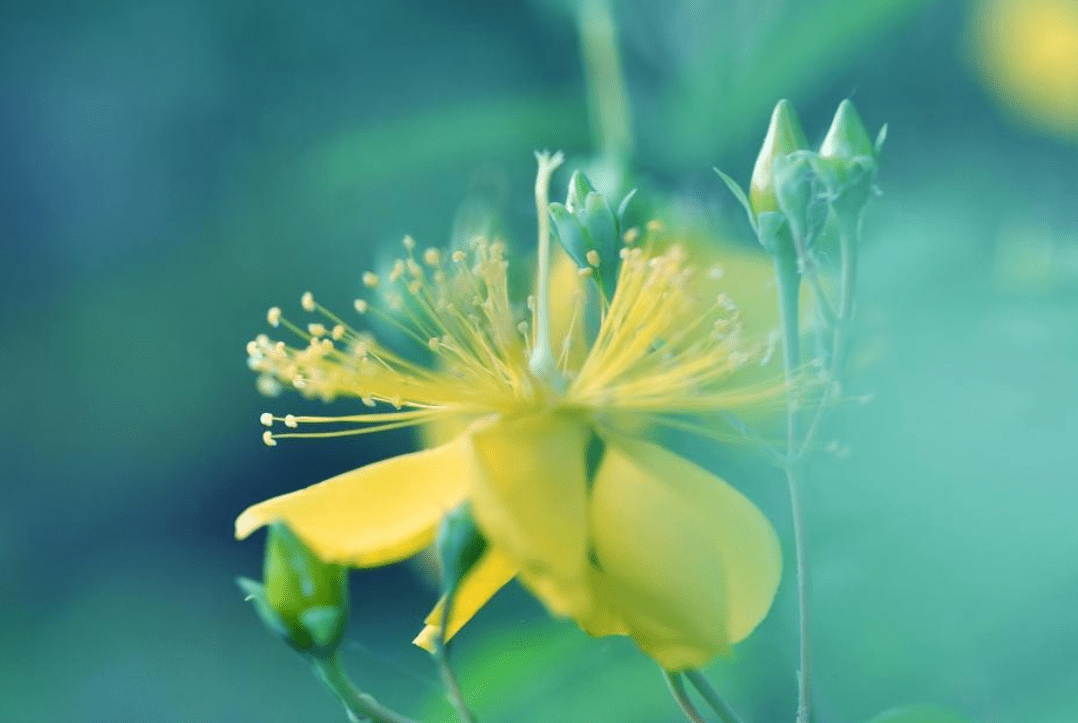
[549,203,591,271]
[436,503,488,597]
[616,188,637,226]
[865,705,974,723]
[565,169,595,213]
[773,150,828,250]
[875,123,888,155]
[756,212,792,259]
[300,606,349,650]
[236,576,290,641]
[714,168,758,235]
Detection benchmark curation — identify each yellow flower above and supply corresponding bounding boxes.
[238,218,786,670]
[969,0,1078,139]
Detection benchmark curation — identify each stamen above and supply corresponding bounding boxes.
[267,307,282,327]
[262,430,277,447]
[362,272,379,288]
[301,292,316,312]
[259,412,274,427]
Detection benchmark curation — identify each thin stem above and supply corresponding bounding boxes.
[314,655,422,723]
[663,671,710,723]
[797,210,860,458]
[773,249,812,723]
[433,594,479,723]
[684,670,746,723]
[529,150,566,387]
[782,461,812,723]
[577,0,633,169]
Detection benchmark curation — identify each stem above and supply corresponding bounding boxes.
[663,671,710,723]
[314,655,421,723]
[684,670,745,723]
[577,0,633,171]
[529,150,566,387]
[433,594,479,723]
[783,461,812,723]
[797,210,860,458]
[773,249,812,723]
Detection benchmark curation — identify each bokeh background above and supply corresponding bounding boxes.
[2,0,1077,721]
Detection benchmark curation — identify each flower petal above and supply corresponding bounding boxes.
[588,433,782,670]
[412,547,518,651]
[235,437,472,567]
[467,413,594,620]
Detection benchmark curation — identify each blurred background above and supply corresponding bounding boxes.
[2,0,1077,721]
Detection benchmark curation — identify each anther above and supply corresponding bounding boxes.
[623,227,640,244]
[284,414,298,428]
[260,412,274,427]
[389,260,405,282]
[308,323,327,337]
[646,219,665,233]
[332,324,345,340]
[362,272,379,288]
[262,430,277,447]
[267,307,282,327]
[578,267,594,278]
[362,396,376,407]
[354,299,369,314]
[301,292,316,312]
[402,235,416,251]
[451,250,466,263]
[586,249,601,267]
[428,337,440,352]
[423,248,441,266]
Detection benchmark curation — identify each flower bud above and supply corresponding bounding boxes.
[549,169,623,299]
[436,503,487,596]
[245,522,349,654]
[819,99,876,163]
[749,99,810,217]
[817,99,882,216]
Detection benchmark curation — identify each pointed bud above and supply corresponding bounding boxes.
[262,523,348,653]
[750,99,809,217]
[817,99,882,217]
[549,169,623,299]
[436,504,487,596]
[819,99,875,163]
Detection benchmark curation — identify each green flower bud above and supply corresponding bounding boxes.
[817,99,883,216]
[750,99,810,217]
[256,523,349,654]
[820,99,875,163]
[548,169,625,299]
[436,503,487,596]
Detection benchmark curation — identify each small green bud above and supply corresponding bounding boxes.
[549,169,623,299]
[819,99,875,164]
[817,99,882,217]
[750,99,810,217]
[262,523,348,653]
[436,503,487,596]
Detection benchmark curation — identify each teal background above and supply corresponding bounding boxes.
[1,1,1076,721]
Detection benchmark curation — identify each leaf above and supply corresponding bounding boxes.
[714,168,758,235]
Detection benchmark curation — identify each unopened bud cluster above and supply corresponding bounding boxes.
[719,98,884,261]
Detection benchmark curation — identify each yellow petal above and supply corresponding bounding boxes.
[235,437,472,567]
[467,413,593,620]
[588,434,782,670]
[412,547,518,651]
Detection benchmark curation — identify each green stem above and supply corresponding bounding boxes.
[773,249,812,723]
[684,670,746,723]
[797,210,860,458]
[663,671,709,723]
[434,594,479,723]
[314,655,421,723]
[577,0,633,171]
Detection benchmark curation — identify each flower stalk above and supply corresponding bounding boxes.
[314,654,421,723]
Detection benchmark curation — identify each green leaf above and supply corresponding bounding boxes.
[714,168,758,235]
